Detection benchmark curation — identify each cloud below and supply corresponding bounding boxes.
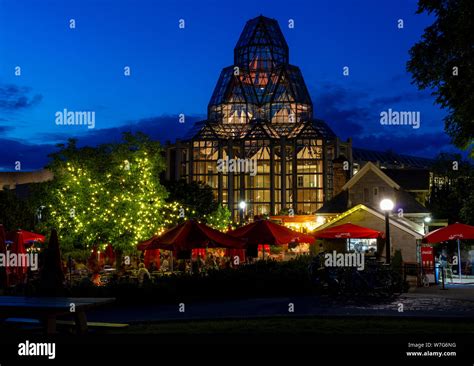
[370,91,433,105]
[311,83,442,148]
[0,125,13,135]
[312,84,370,137]
[0,138,55,171]
[353,131,453,158]
[38,114,199,147]
[0,114,201,170]
[0,84,43,111]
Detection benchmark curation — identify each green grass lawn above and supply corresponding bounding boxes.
[107,317,474,335]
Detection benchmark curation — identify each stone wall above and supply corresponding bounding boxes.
[0,170,53,190]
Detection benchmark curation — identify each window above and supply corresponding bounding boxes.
[373,187,378,197]
[347,239,377,253]
[297,176,303,188]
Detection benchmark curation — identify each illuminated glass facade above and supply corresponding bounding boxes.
[167,15,340,219]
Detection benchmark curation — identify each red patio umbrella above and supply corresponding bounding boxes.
[137,220,246,251]
[228,219,315,246]
[88,245,104,270]
[10,230,27,284]
[228,220,314,259]
[192,248,207,259]
[313,223,384,239]
[423,222,474,280]
[144,249,161,269]
[6,230,45,245]
[0,225,7,289]
[104,244,115,266]
[422,223,474,243]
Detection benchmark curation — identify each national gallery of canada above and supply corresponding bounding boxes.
[165,15,432,229]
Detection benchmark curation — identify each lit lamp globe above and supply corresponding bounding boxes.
[424,216,432,223]
[239,201,246,210]
[380,198,394,212]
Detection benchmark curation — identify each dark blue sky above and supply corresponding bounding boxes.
[0,0,460,171]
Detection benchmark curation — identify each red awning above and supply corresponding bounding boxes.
[228,219,314,246]
[422,222,474,243]
[137,220,246,251]
[313,223,384,239]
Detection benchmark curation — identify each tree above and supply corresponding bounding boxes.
[43,133,181,251]
[427,152,474,224]
[204,205,232,231]
[162,179,218,218]
[460,190,474,225]
[407,0,474,156]
[0,189,34,231]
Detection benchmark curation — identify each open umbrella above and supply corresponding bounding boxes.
[104,244,115,266]
[0,225,7,289]
[10,230,28,284]
[228,219,314,245]
[138,220,246,251]
[88,245,104,270]
[6,230,45,245]
[423,222,474,280]
[228,219,314,259]
[144,249,160,269]
[313,223,384,239]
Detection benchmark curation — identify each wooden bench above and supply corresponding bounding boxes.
[0,296,115,334]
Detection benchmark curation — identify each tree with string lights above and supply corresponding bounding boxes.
[43,132,185,252]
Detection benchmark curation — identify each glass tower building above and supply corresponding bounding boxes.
[166,15,347,219]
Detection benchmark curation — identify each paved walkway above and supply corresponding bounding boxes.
[86,284,474,323]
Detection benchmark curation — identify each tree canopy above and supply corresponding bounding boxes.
[42,132,178,251]
[407,0,474,156]
[427,152,474,224]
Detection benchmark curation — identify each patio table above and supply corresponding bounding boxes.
[0,296,115,334]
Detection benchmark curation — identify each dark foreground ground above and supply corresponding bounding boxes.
[1,284,473,362]
[103,316,474,335]
[79,283,474,325]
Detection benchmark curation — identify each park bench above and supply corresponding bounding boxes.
[0,296,116,334]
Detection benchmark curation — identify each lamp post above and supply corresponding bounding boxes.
[239,201,246,225]
[380,198,394,264]
[424,216,431,234]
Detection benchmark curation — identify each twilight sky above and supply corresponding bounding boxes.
[0,0,461,171]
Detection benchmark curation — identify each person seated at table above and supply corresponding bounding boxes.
[75,261,87,275]
[91,272,102,286]
[206,254,218,271]
[149,261,157,272]
[176,259,183,272]
[198,255,205,271]
[185,260,192,273]
[161,256,170,272]
[191,258,200,274]
[137,262,151,285]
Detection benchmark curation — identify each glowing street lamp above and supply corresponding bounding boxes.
[380,198,394,264]
[239,201,246,224]
[424,216,432,234]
